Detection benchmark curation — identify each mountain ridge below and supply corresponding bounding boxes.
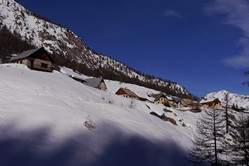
[203,90,249,109]
[0,0,193,98]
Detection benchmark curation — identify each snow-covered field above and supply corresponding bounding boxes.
[0,64,200,166]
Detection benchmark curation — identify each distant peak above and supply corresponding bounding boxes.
[217,90,230,94]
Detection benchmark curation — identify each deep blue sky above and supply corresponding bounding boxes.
[17,0,249,97]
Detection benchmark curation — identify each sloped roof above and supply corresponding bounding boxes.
[85,78,105,88]
[172,96,181,103]
[138,97,152,102]
[150,93,167,101]
[71,76,86,83]
[180,98,193,106]
[10,47,41,61]
[200,98,220,104]
[116,88,138,98]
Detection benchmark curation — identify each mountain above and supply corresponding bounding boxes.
[0,0,192,98]
[202,90,249,109]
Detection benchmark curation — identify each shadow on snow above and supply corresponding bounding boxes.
[0,123,190,166]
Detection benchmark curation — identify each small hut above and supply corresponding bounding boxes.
[115,88,139,100]
[84,77,107,91]
[200,98,221,109]
[150,93,169,105]
[10,47,54,72]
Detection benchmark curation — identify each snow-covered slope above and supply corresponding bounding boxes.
[0,64,199,166]
[203,90,249,109]
[0,0,191,97]
[0,0,86,56]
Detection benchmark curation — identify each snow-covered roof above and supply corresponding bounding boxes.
[172,96,181,103]
[166,96,173,100]
[150,93,167,101]
[10,48,41,61]
[200,98,220,104]
[85,78,105,88]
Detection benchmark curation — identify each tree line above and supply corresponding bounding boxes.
[0,26,34,62]
[189,92,249,166]
[53,54,192,98]
[0,27,193,99]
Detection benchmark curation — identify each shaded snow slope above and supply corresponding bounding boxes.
[0,64,199,166]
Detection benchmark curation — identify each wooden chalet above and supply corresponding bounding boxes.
[115,88,139,100]
[10,47,54,72]
[150,93,169,105]
[200,98,221,109]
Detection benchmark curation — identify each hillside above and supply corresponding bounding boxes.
[0,64,199,166]
[0,0,192,98]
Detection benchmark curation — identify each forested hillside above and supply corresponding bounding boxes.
[0,0,194,99]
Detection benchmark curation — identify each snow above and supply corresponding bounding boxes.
[204,90,249,109]
[59,66,89,80]
[200,98,218,104]
[0,0,78,55]
[0,64,200,166]
[0,0,191,97]
[105,80,159,101]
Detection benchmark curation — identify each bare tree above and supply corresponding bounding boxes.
[231,112,249,166]
[224,92,230,134]
[222,92,236,134]
[189,109,227,165]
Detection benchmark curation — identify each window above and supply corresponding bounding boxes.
[41,63,48,68]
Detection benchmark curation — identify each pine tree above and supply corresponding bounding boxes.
[189,109,227,165]
[231,112,249,165]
